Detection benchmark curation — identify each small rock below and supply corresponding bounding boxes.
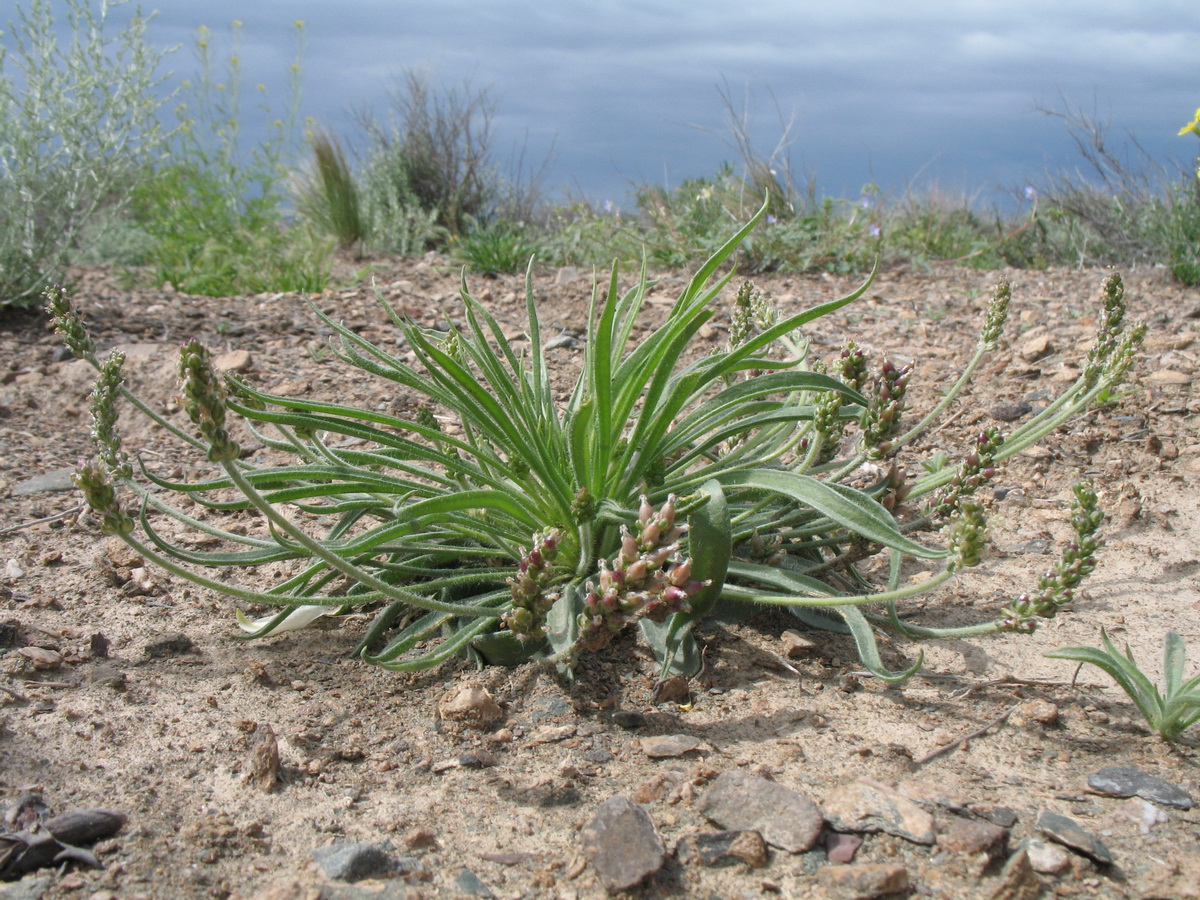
[11,469,76,495]
[938,817,1008,858]
[244,724,280,793]
[311,841,396,883]
[676,830,768,868]
[1147,369,1191,385]
[639,734,703,758]
[214,349,253,372]
[989,400,1033,422]
[1036,810,1112,865]
[825,832,862,864]
[1020,334,1053,360]
[1087,765,1194,810]
[1019,837,1071,874]
[988,848,1042,900]
[1012,698,1059,726]
[781,629,818,658]
[1114,796,1169,834]
[143,632,194,658]
[438,684,504,729]
[454,868,494,898]
[404,827,438,850]
[5,559,25,581]
[16,647,62,670]
[699,770,823,853]
[823,779,936,845]
[42,808,126,845]
[609,710,645,730]
[972,806,1019,828]
[579,796,666,892]
[817,863,909,900]
[89,664,127,692]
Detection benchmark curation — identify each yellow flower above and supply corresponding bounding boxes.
[1178,108,1200,137]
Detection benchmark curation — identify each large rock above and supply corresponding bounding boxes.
[579,796,666,891]
[698,770,823,853]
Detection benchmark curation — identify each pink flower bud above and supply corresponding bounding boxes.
[668,559,692,586]
[626,559,648,584]
[641,521,661,548]
[639,496,654,527]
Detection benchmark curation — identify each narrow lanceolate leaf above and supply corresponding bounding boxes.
[719,469,943,559]
[833,605,924,683]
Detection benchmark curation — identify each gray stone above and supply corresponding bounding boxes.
[0,876,53,900]
[12,469,75,495]
[453,868,494,898]
[312,842,396,883]
[1087,766,1194,810]
[823,779,936,845]
[989,401,1033,422]
[143,631,194,658]
[699,770,824,853]
[579,795,666,892]
[1036,810,1112,865]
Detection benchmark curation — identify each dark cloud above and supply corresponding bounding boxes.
[32,0,1200,205]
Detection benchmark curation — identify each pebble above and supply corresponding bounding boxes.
[1019,333,1053,360]
[1146,369,1191,385]
[989,400,1033,422]
[817,863,909,900]
[781,629,818,658]
[676,830,768,868]
[825,832,862,864]
[438,685,504,729]
[822,779,936,845]
[1036,810,1112,865]
[698,770,823,853]
[11,469,76,495]
[579,796,666,892]
[987,848,1042,900]
[454,868,494,898]
[143,632,194,659]
[311,841,397,882]
[1018,837,1071,874]
[16,647,62,670]
[1087,765,1194,810]
[1012,698,1059,726]
[214,349,253,372]
[938,817,1008,859]
[639,734,704,758]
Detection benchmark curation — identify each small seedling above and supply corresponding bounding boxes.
[1047,629,1200,741]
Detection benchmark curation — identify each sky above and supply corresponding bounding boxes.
[25,0,1200,209]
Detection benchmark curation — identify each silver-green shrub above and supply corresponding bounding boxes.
[0,0,173,305]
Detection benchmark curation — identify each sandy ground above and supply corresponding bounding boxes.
[1,256,1198,899]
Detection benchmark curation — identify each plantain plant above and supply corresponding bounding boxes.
[1048,630,1200,742]
[55,204,1144,682]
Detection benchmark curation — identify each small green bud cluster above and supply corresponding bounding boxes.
[572,488,596,525]
[980,280,1011,348]
[73,459,133,536]
[728,281,777,349]
[179,340,240,462]
[998,482,1104,631]
[1082,274,1128,384]
[947,500,988,572]
[89,351,132,478]
[502,528,563,641]
[859,358,913,460]
[835,341,869,392]
[926,428,1004,522]
[45,285,96,363]
[577,495,708,652]
[877,463,911,512]
[747,528,785,566]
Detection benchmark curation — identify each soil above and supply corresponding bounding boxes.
[0,254,1198,900]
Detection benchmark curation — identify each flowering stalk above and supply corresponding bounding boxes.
[503,528,563,640]
[859,359,912,460]
[998,482,1104,631]
[577,496,708,651]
